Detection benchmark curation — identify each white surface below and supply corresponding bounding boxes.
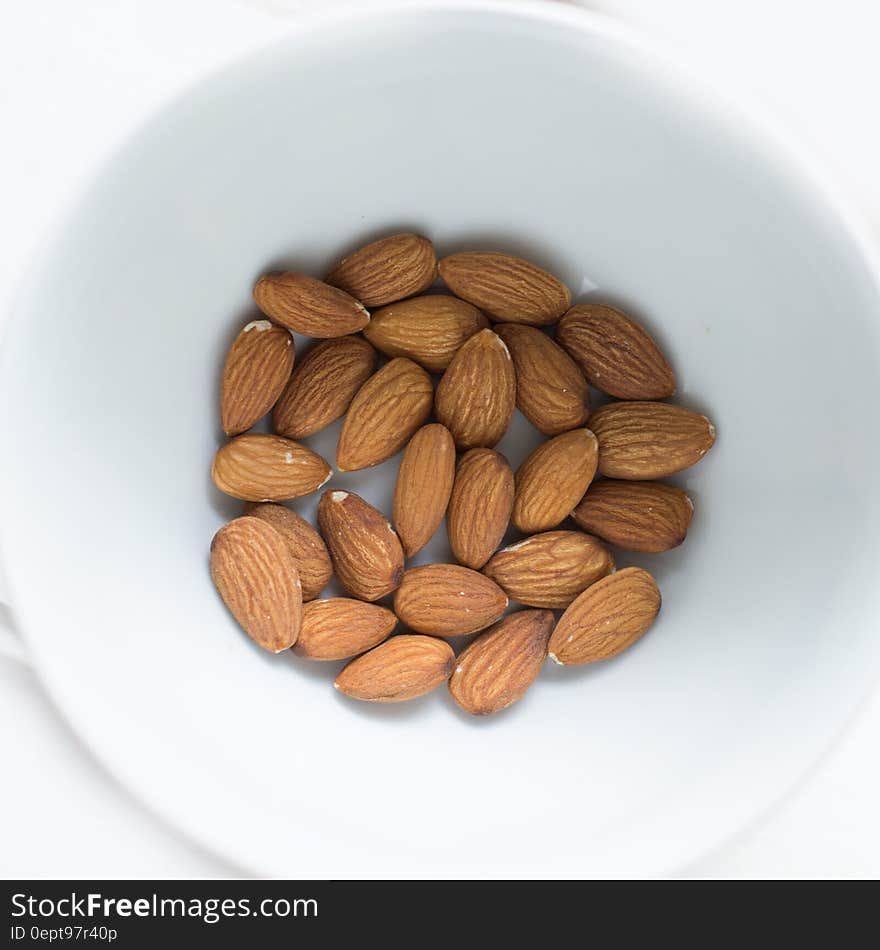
[1,0,879,879]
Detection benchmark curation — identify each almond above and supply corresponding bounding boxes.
[210,516,302,652]
[364,294,489,372]
[446,448,514,569]
[294,598,397,661]
[336,357,433,471]
[434,329,516,450]
[243,503,332,600]
[317,490,404,602]
[557,304,675,399]
[220,320,295,436]
[449,610,554,715]
[212,434,332,502]
[495,323,589,436]
[393,564,508,637]
[548,567,660,665]
[589,401,716,479]
[438,251,570,325]
[393,424,456,557]
[325,233,437,307]
[571,480,694,552]
[512,429,598,533]
[482,530,614,609]
[334,634,455,703]
[253,271,369,337]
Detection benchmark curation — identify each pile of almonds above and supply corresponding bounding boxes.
[210,233,715,716]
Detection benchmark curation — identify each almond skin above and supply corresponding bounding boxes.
[434,329,516,450]
[557,304,675,399]
[210,516,302,652]
[243,503,332,600]
[572,480,694,553]
[589,401,716,479]
[336,357,434,471]
[446,449,514,570]
[220,320,295,436]
[212,434,332,502]
[273,336,377,440]
[364,294,489,373]
[449,610,554,715]
[495,323,590,436]
[512,429,598,533]
[325,233,437,307]
[393,424,456,557]
[317,491,404,602]
[548,567,660,665]
[334,634,455,703]
[394,564,508,637]
[253,271,369,337]
[294,598,397,661]
[482,530,614,609]
[438,251,570,326]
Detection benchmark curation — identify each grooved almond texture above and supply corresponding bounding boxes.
[273,336,377,440]
[336,357,434,471]
[253,272,369,337]
[572,480,694,553]
[495,323,590,436]
[447,448,515,569]
[557,304,676,399]
[210,516,302,652]
[434,329,516,450]
[589,401,716,479]
[438,251,570,325]
[294,598,397,661]
[482,530,614,609]
[393,424,456,557]
[325,233,437,307]
[549,567,661,666]
[449,610,554,715]
[220,320,295,436]
[212,434,332,502]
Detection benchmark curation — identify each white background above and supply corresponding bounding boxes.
[1,0,879,878]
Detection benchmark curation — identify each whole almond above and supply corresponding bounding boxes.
[557,304,675,399]
[438,251,570,325]
[548,567,660,665]
[210,516,302,652]
[449,610,554,715]
[273,336,377,440]
[325,233,437,307]
[495,323,590,436]
[243,503,332,600]
[434,329,516,450]
[317,490,404,602]
[220,320,295,436]
[334,634,455,703]
[294,597,397,661]
[212,434,332,502]
[482,530,614,609]
[253,271,369,337]
[394,564,508,637]
[336,357,433,471]
[447,448,515,569]
[572,480,694,552]
[589,402,716,479]
[512,429,598,533]
[393,424,456,557]
[364,294,489,372]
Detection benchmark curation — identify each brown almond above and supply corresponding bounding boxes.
[212,434,332,502]
[449,610,554,715]
[447,448,515,569]
[438,251,570,325]
[548,567,660,665]
[336,357,433,471]
[325,233,437,307]
[210,516,302,652]
[294,598,397,661]
[253,271,369,337]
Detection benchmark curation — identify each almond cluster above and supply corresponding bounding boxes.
[210,233,715,716]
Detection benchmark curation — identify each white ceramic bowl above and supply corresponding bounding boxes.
[2,0,880,877]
